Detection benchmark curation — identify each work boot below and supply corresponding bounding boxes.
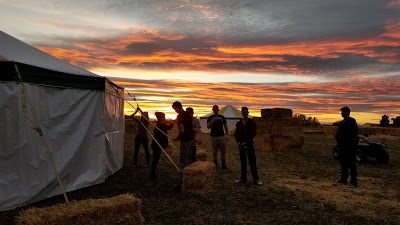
[337,179,347,185]
[349,181,358,188]
[254,180,263,186]
[221,160,228,170]
[235,178,246,183]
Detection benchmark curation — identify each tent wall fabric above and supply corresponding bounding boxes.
[199,105,251,133]
[0,31,124,211]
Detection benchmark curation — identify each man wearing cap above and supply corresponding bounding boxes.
[335,106,359,188]
[235,107,262,186]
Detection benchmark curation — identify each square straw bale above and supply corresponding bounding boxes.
[16,194,144,225]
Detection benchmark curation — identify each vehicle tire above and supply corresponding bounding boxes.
[332,145,340,159]
[376,150,389,164]
[355,148,367,163]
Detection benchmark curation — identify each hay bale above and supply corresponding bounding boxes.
[267,117,303,128]
[261,108,273,118]
[272,135,305,147]
[395,129,400,137]
[271,108,293,118]
[196,149,208,161]
[271,143,303,152]
[164,145,173,154]
[324,126,337,135]
[372,128,384,135]
[387,128,397,136]
[16,194,144,225]
[182,161,215,194]
[358,127,367,135]
[280,127,304,137]
[254,134,272,151]
[253,117,269,126]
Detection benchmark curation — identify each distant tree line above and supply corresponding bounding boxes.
[331,115,400,127]
[293,114,321,126]
[380,115,400,127]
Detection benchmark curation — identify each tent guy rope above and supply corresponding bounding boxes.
[125,89,181,173]
[14,62,70,204]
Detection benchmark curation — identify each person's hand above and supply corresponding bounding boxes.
[225,134,229,141]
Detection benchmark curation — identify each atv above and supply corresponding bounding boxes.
[332,134,389,164]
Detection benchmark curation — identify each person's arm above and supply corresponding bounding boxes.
[166,123,174,130]
[193,119,201,133]
[130,108,140,118]
[173,123,184,141]
[224,122,229,141]
[235,122,240,143]
[352,119,359,143]
[207,116,217,129]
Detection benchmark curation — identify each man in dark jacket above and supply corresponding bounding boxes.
[235,107,262,186]
[335,106,358,188]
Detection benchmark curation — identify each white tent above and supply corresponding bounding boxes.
[199,105,251,133]
[0,31,125,211]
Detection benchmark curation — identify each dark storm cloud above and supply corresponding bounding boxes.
[214,0,397,44]
[124,36,216,55]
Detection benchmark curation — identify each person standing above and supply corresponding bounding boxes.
[186,107,201,162]
[335,106,359,188]
[172,101,195,169]
[235,107,262,186]
[150,112,174,180]
[207,105,229,169]
[131,107,150,167]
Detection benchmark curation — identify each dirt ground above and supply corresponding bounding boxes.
[1,124,399,225]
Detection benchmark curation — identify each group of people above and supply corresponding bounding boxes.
[130,102,263,186]
[130,102,359,188]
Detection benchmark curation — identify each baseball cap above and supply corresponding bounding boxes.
[340,106,350,111]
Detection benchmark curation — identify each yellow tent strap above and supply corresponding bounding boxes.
[124,99,181,172]
[14,63,69,204]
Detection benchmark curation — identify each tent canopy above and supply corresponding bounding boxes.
[0,31,124,211]
[0,31,114,91]
[200,104,244,119]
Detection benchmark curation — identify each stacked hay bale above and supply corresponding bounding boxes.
[16,194,144,225]
[324,126,338,135]
[196,149,208,161]
[395,128,400,137]
[182,161,215,194]
[254,108,304,151]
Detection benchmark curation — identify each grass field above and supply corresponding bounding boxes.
[1,125,399,225]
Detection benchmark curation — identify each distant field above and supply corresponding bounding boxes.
[1,126,399,225]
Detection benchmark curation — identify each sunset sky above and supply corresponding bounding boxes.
[1,0,400,124]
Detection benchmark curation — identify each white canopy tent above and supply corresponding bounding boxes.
[199,105,251,133]
[0,31,125,211]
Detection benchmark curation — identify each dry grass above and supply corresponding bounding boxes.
[1,125,399,225]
